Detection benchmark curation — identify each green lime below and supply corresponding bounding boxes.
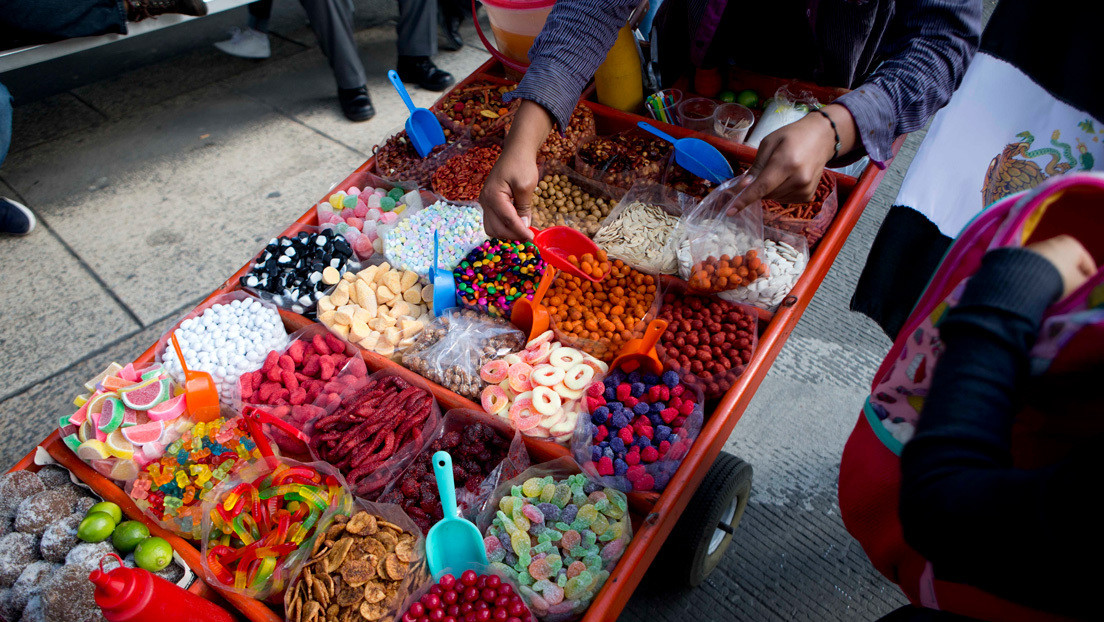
[736,89,760,109]
[86,501,122,524]
[134,537,173,572]
[719,90,737,103]
[112,520,151,554]
[77,513,116,543]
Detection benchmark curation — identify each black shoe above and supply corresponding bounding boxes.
[0,197,36,236]
[338,86,376,122]
[126,0,208,22]
[439,13,464,52]
[397,56,456,92]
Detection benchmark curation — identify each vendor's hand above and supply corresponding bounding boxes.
[479,100,555,240]
[1026,235,1096,298]
[727,103,857,214]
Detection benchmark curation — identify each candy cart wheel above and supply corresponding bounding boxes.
[656,452,752,587]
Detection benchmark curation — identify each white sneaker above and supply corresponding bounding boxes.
[214,27,271,59]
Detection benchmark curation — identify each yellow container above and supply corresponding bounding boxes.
[594,24,644,113]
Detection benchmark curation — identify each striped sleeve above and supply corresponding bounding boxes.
[503,0,640,130]
[835,0,982,166]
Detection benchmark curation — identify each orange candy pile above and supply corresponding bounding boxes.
[546,252,657,362]
[689,250,768,293]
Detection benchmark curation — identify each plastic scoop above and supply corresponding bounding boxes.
[388,69,446,158]
[430,229,457,316]
[169,333,220,423]
[637,121,734,184]
[529,226,603,283]
[610,319,669,375]
[426,450,488,577]
[510,266,556,342]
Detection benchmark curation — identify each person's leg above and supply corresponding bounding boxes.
[0,83,37,236]
[0,83,11,169]
[395,0,455,91]
[215,0,273,59]
[248,0,274,33]
[297,0,374,121]
[0,0,128,40]
[436,0,464,51]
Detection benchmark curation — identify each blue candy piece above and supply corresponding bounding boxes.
[607,402,623,414]
[632,402,650,416]
[655,425,671,441]
[630,382,645,398]
[608,369,625,385]
[603,387,617,401]
[598,440,609,449]
[647,413,662,427]
[610,438,626,453]
[662,370,680,388]
[613,459,628,476]
[591,407,609,425]
[635,436,651,448]
[610,412,629,429]
[642,373,661,386]
[650,402,664,413]
[627,371,642,384]
[561,504,578,524]
[591,447,603,463]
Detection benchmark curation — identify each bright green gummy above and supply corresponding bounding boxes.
[379,196,397,211]
[537,532,552,544]
[564,571,593,600]
[583,531,597,547]
[532,542,553,555]
[552,484,571,508]
[342,194,357,209]
[554,522,571,532]
[546,554,563,574]
[387,187,404,200]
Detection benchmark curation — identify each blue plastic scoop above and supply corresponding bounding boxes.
[430,230,457,316]
[637,121,734,184]
[388,69,446,158]
[426,451,488,577]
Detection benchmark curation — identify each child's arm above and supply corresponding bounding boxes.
[900,239,1097,617]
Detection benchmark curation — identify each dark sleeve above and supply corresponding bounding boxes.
[899,247,1099,618]
[834,0,982,166]
[502,0,638,130]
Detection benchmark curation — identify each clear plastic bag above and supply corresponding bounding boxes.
[376,408,530,534]
[719,226,809,311]
[592,182,691,275]
[761,173,839,247]
[530,162,617,237]
[518,103,597,167]
[431,138,505,203]
[400,309,526,400]
[199,456,355,601]
[239,224,362,318]
[154,291,289,408]
[475,457,633,622]
[372,116,470,187]
[573,130,672,192]
[380,197,488,280]
[285,496,431,622]
[656,279,760,399]
[233,324,368,460]
[304,368,442,498]
[675,176,767,294]
[745,85,820,148]
[572,366,704,493]
[316,171,420,262]
[391,562,536,622]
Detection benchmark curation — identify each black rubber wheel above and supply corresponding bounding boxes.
[654,452,753,587]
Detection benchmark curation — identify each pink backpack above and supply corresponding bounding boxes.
[839,173,1104,621]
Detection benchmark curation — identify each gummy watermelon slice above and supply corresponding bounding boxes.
[62,434,81,452]
[99,397,125,432]
[146,393,186,422]
[122,420,165,445]
[120,378,170,410]
[69,399,90,427]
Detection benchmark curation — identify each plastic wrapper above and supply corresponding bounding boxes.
[316,171,421,262]
[761,173,839,247]
[392,563,536,621]
[674,176,766,294]
[745,86,820,148]
[376,408,530,534]
[573,130,672,192]
[372,117,468,187]
[572,366,704,493]
[233,324,367,460]
[154,291,289,407]
[304,368,442,498]
[380,196,488,280]
[199,456,354,601]
[239,224,362,317]
[401,309,526,400]
[660,152,750,200]
[431,80,518,138]
[431,139,504,202]
[719,227,809,312]
[507,103,597,167]
[592,182,691,275]
[475,457,632,622]
[656,280,760,399]
[530,162,617,237]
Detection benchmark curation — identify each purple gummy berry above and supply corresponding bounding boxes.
[591,409,609,425]
[650,402,664,413]
[613,459,628,476]
[642,373,661,386]
[653,471,671,490]
[655,425,671,441]
[608,401,623,413]
[598,440,610,449]
[611,413,629,429]
[662,370,680,388]
[627,371,642,384]
[630,382,645,398]
[591,447,603,463]
[499,533,513,550]
[562,504,578,523]
[647,413,662,427]
[632,402,650,416]
[610,438,626,453]
[583,481,602,495]
[635,436,651,448]
[504,552,518,566]
[603,387,617,401]
[609,370,625,385]
[603,446,615,460]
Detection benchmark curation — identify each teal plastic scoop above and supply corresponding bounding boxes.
[430,230,457,316]
[388,69,446,158]
[426,451,488,577]
[637,120,734,184]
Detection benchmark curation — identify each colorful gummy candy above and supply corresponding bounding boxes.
[127,416,264,538]
[483,474,630,621]
[63,362,190,483]
[203,460,350,599]
[456,239,547,318]
[317,184,418,260]
[580,368,701,493]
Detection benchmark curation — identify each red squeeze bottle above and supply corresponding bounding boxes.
[89,554,236,622]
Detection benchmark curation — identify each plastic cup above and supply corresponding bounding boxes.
[713,103,755,143]
[645,89,683,126]
[480,0,555,65]
[677,97,718,133]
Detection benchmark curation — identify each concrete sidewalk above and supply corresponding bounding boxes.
[0,2,967,618]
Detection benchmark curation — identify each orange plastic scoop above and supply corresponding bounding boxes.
[511,266,556,342]
[170,333,221,423]
[610,319,669,375]
[530,226,603,283]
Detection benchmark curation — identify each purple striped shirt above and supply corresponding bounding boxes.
[505,0,982,166]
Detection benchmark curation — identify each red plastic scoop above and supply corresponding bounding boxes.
[530,226,603,283]
[511,266,556,342]
[610,319,669,375]
[169,333,221,423]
